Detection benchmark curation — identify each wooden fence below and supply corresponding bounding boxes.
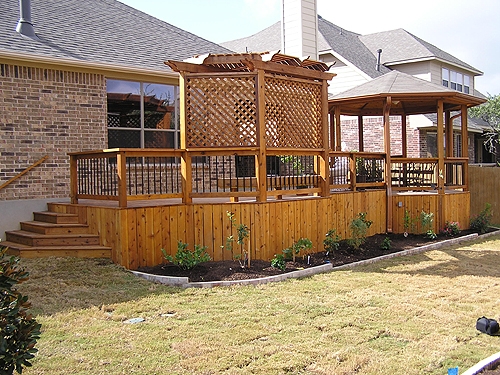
[469,165,500,225]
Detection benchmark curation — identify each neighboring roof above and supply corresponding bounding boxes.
[0,0,230,73]
[329,70,486,116]
[317,16,391,79]
[359,29,482,75]
[422,113,491,133]
[221,22,282,54]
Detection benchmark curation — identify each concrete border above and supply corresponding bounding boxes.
[462,351,500,375]
[131,230,500,288]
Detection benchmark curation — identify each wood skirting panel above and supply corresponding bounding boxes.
[50,190,386,269]
[469,166,500,224]
[390,192,470,234]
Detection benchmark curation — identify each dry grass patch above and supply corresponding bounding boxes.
[17,234,500,375]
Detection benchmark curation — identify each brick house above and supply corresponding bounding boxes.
[221,13,491,162]
[0,0,229,237]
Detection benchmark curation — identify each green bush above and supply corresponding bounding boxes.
[270,254,286,271]
[347,212,372,250]
[323,229,341,256]
[470,203,493,234]
[420,211,437,239]
[283,238,313,262]
[162,241,210,270]
[0,246,41,375]
[380,236,392,250]
[442,221,461,236]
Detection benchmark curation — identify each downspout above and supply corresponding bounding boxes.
[16,0,39,40]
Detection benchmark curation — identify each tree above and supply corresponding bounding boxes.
[469,94,500,159]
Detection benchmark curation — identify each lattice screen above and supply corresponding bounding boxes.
[185,74,257,147]
[264,75,323,148]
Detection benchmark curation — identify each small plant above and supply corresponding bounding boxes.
[162,241,210,270]
[0,246,41,375]
[283,238,313,263]
[348,212,373,250]
[403,209,417,237]
[224,212,251,268]
[270,254,286,271]
[470,203,493,234]
[419,211,437,239]
[380,236,392,250]
[323,229,341,256]
[442,221,461,236]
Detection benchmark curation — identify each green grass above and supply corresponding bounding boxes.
[17,234,500,374]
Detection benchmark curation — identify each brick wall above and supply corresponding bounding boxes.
[0,64,107,201]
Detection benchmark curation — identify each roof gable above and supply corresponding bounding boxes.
[0,0,230,72]
[359,29,482,75]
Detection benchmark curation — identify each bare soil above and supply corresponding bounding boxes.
[137,231,478,282]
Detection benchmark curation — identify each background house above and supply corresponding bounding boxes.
[221,12,491,161]
[0,0,229,238]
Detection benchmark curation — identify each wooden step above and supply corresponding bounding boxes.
[6,230,100,247]
[2,241,111,259]
[33,211,79,224]
[20,221,90,235]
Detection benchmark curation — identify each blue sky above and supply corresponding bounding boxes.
[119,0,500,96]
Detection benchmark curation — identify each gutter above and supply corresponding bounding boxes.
[0,49,180,83]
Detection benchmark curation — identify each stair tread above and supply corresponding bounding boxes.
[7,230,98,239]
[1,241,111,250]
[34,211,78,217]
[22,221,88,227]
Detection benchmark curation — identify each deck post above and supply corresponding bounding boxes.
[69,154,78,204]
[116,150,127,208]
[401,114,407,157]
[437,100,445,230]
[461,104,469,191]
[255,70,267,202]
[320,79,330,197]
[383,97,393,233]
[334,106,342,151]
[179,73,192,204]
[358,115,364,152]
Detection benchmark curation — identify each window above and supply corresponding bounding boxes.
[442,68,449,87]
[107,79,179,149]
[450,71,457,90]
[464,75,470,94]
[442,68,471,94]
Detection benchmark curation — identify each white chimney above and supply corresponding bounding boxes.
[281,0,318,60]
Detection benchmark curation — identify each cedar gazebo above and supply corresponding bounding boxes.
[329,70,486,232]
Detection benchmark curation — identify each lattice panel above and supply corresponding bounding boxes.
[185,75,257,147]
[264,76,323,148]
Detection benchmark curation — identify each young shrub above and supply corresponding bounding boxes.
[348,212,373,250]
[162,241,210,270]
[380,236,392,250]
[0,246,41,375]
[224,211,251,268]
[270,254,286,271]
[323,229,341,256]
[470,203,493,234]
[403,209,417,237]
[442,221,461,236]
[284,238,313,262]
[420,210,437,239]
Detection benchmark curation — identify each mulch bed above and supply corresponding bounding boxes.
[137,230,481,283]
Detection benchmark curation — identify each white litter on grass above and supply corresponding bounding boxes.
[124,317,145,324]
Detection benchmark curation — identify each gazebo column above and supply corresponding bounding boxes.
[320,80,330,197]
[358,115,364,151]
[335,106,342,151]
[461,105,469,191]
[255,69,268,202]
[329,111,335,150]
[401,114,407,157]
[383,97,393,233]
[445,110,453,158]
[437,100,445,230]
[179,73,192,204]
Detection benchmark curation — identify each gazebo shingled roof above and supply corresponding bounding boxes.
[328,70,485,116]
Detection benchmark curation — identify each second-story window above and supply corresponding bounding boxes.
[464,75,470,94]
[442,68,471,94]
[442,68,449,87]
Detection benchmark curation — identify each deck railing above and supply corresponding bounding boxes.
[70,149,465,207]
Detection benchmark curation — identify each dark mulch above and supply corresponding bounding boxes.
[137,230,482,283]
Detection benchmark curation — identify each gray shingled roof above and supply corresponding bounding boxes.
[317,16,391,79]
[330,70,457,100]
[359,29,482,74]
[220,22,282,53]
[0,0,230,72]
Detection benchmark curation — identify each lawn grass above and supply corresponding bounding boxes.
[17,234,500,375]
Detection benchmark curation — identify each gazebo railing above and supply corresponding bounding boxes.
[444,157,467,188]
[329,151,386,191]
[391,158,438,191]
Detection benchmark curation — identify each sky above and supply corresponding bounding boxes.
[118,0,500,96]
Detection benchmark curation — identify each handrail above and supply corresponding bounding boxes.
[0,155,49,191]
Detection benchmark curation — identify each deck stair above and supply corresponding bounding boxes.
[2,211,111,259]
